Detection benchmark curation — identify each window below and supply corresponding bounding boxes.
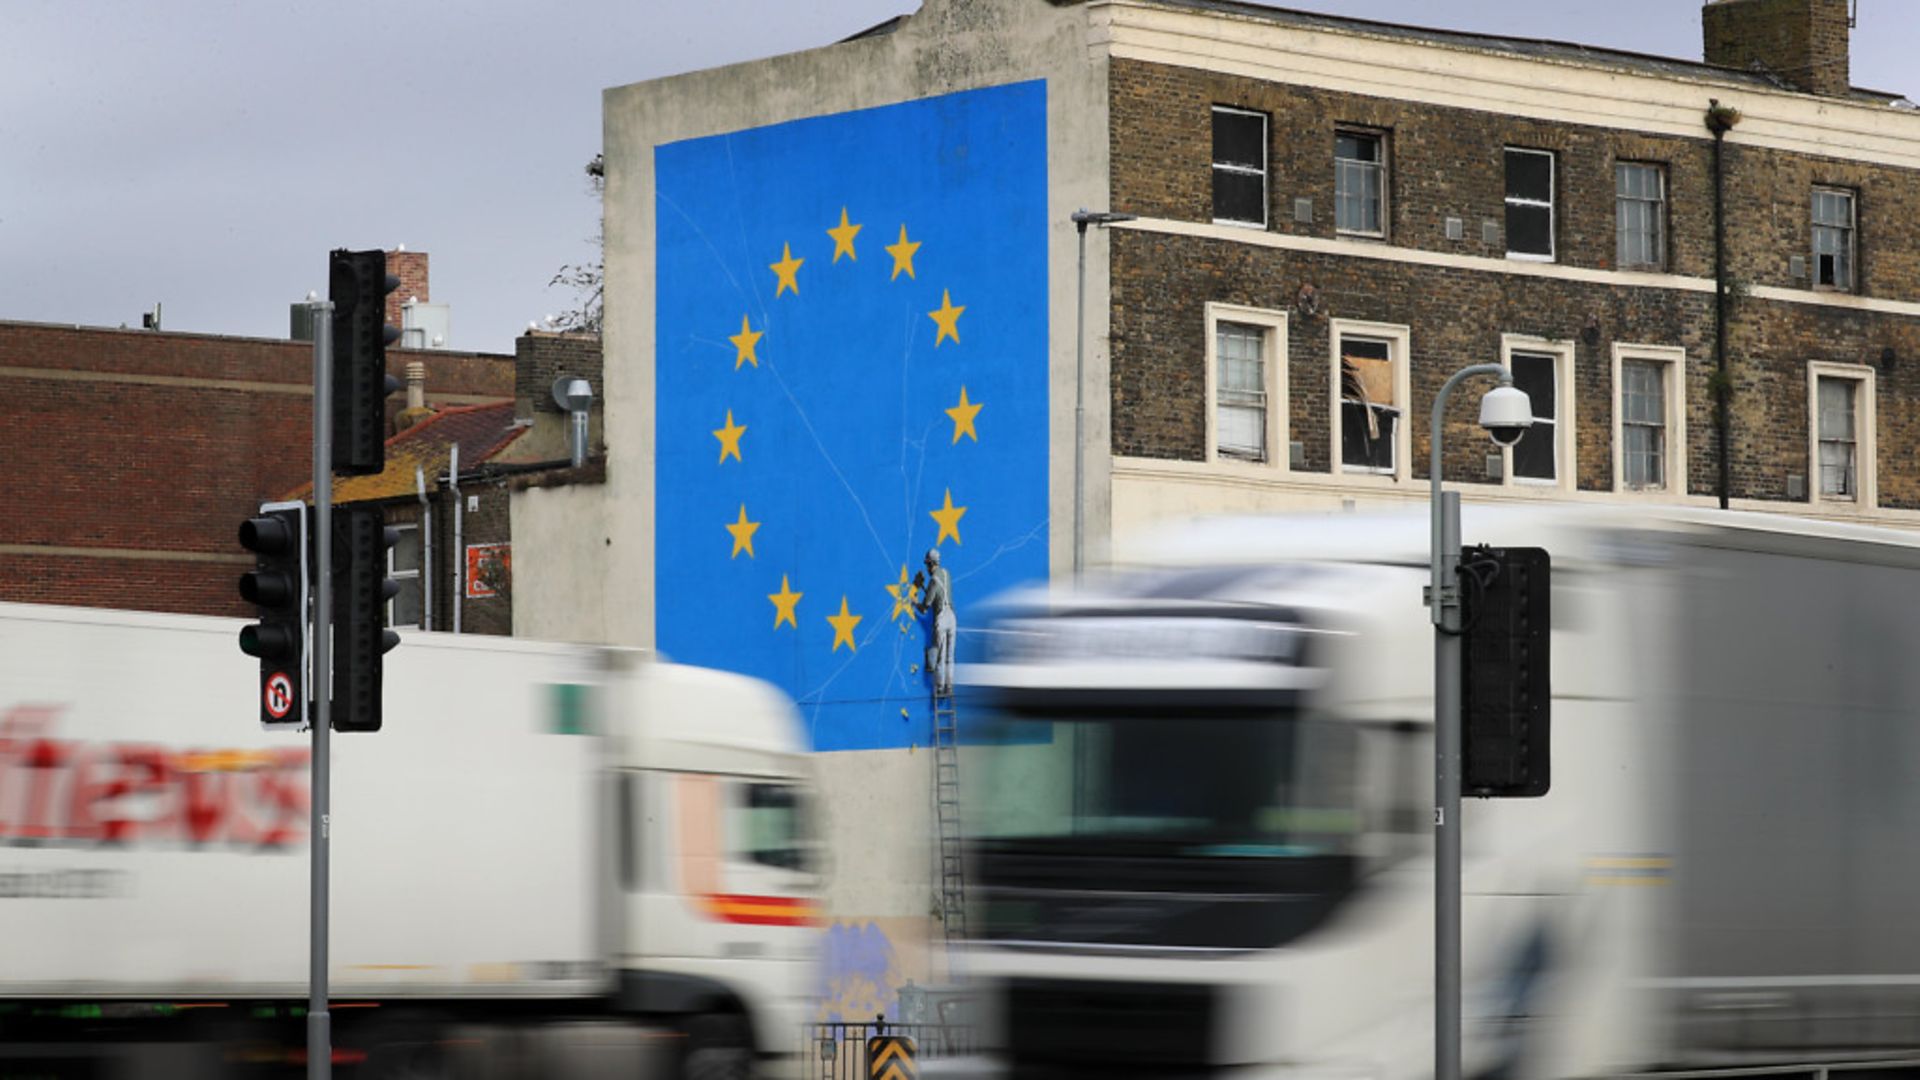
[1331,320,1410,478]
[1499,336,1575,489]
[1807,363,1875,508]
[1505,148,1555,261]
[389,523,422,628]
[1217,323,1267,460]
[729,781,815,873]
[1812,187,1855,291]
[1611,344,1686,494]
[1205,303,1287,465]
[1616,162,1666,270]
[1335,129,1386,237]
[1509,353,1559,482]
[1213,107,1268,227]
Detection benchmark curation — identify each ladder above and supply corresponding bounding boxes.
[932,689,968,952]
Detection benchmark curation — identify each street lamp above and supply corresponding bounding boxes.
[1428,364,1530,1080]
[1071,209,1136,577]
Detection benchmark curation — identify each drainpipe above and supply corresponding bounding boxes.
[449,443,463,635]
[1707,99,1739,510]
[415,465,433,632]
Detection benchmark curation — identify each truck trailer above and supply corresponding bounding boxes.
[0,601,819,1079]
[950,506,1920,1079]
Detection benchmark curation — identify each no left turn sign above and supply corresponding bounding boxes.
[264,672,295,720]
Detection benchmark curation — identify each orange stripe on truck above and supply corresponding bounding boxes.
[700,893,821,927]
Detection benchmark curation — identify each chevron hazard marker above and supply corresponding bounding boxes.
[868,1034,917,1080]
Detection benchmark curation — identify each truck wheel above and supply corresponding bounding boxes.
[681,1014,753,1080]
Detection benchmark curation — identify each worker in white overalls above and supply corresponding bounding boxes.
[917,548,956,696]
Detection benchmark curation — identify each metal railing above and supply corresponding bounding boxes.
[803,1014,978,1080]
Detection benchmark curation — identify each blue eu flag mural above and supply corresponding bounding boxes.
[655,81,1050,752]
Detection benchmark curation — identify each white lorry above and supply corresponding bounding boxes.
[952,506,1920,1079]
[0,601,819,1079]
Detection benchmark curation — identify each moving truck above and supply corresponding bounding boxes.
[950,507,1920,1079]
[0,601,818,1079]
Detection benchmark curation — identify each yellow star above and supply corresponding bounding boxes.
[729,315,763,370]
[944,386,983,444]
[885,225,921,281]
[827,207,862,263]
[886,564,920,622]
[712,409,747,464]
[929,488,967,546]
[725,504,761,559]
[827,595,863,653]
[770,243,804,297]
[768,575,802,629]
[928,290,965,347]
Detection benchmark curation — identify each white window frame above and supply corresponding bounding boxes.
[1212,106,1269,229]
[1615,161,1667,271]
[1497,335,1577,492]
[1329,318,1412,482]
[1811,186,1856,293]
[1610,343,1688,495]
[1335,127,1388,239]
[1504,147,1556,263]
[1807,362,1875,509]
[388,521,422,628]
[1204,303,1288,467]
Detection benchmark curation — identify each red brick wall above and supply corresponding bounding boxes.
[0,321,511,617]
[385,250,430,328]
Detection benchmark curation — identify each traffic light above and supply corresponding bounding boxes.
[331,505,401,732]
[1459,545,1551,798]
[238,501,309,730]
[328,248,402,477]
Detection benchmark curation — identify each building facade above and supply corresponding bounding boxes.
[0,317,511,617]
[535,0,1920,1017]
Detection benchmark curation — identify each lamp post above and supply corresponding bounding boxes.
[1428,363,1531,1080]
[1071,209,1136,577]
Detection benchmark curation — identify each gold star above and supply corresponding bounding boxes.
[885,225,921,281]
[712,410,747,464]
[944,386,983,444]
[725,504,761,559]
[928,290,965,347]
[827,595,863,653]
[827,207,862,263]
[886,564,920,622]
[929,488,967,546]
[768,575,802,629]
[770,243,804,297]
[729,315,763,370]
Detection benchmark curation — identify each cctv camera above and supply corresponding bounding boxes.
[1478,384,1533,448]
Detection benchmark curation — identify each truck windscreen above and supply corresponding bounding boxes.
[966,707,1362,950]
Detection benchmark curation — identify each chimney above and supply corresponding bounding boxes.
[385,249,430,330]
[1703,0,1851,97]
[394,360,435,431]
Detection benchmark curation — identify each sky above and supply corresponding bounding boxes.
[2,1,1913,356]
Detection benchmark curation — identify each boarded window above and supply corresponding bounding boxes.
[1340,337,1397,472]
[1505,148,1554,260]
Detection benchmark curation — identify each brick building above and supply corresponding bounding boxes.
[530,0,1920,1004]
[0,304,512,617]
[301,330,605,638]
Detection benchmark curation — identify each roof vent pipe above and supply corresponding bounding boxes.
[405,360,426,413]
[553,376,595,468]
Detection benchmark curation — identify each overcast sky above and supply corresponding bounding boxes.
[3,1,1913,355]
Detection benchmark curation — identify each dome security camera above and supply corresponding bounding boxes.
[1478,383,1534,448]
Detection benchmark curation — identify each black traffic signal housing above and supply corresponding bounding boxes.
[1459,545,1551,798]
[329,249,403,477]
[238,501,309,729]
[331,505,402,732]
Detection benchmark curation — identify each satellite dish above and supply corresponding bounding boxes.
[552,375,593,412]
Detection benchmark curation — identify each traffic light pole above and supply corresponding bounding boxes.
[309,302,334,1080]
